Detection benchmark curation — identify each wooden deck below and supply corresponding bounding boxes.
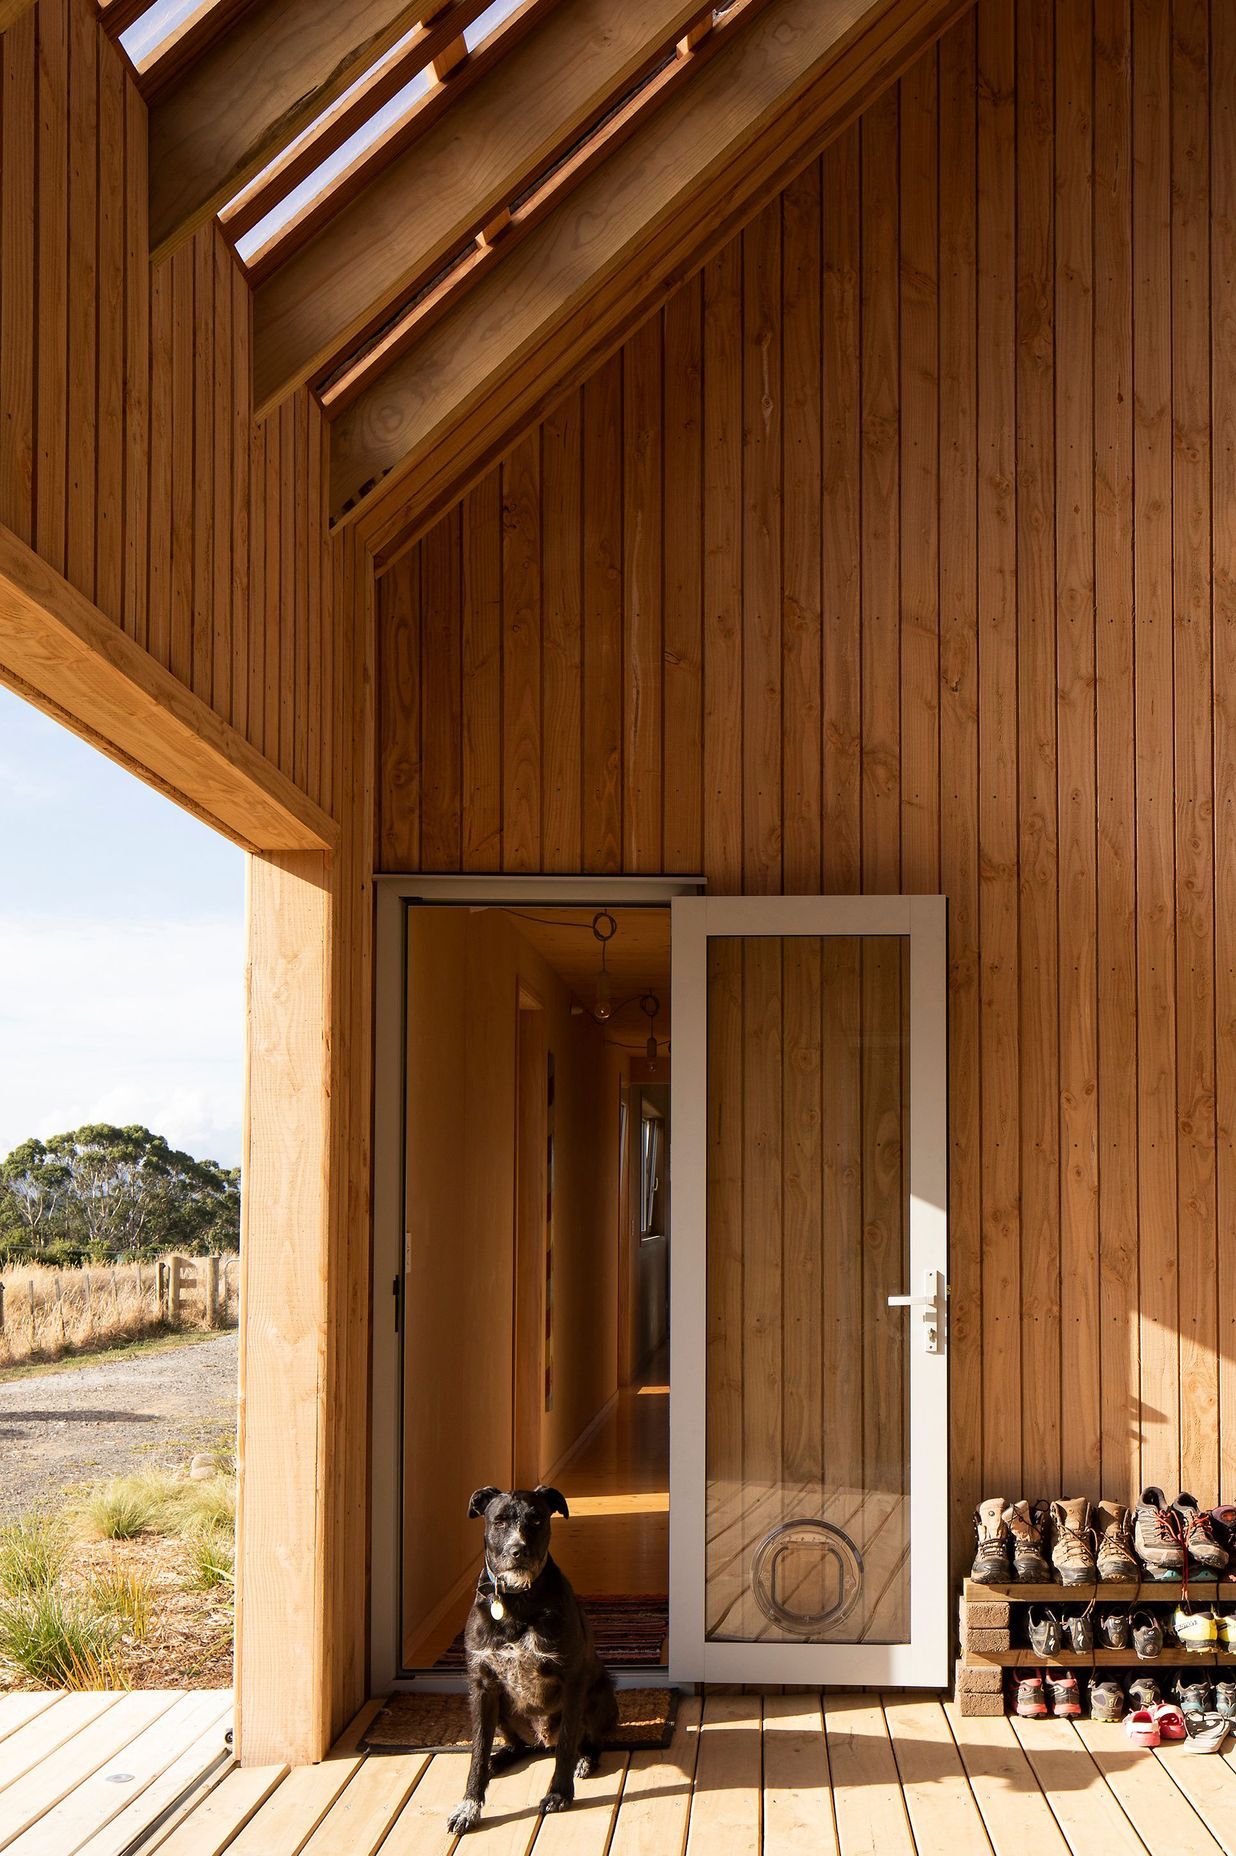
[0,1688,232,1854]
[19,1687,1224,1855]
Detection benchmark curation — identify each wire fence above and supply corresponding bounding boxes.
[0,1256,239,1367]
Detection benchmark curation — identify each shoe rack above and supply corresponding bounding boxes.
[954,1576,1236,1716]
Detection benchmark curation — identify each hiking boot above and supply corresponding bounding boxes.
[1215,1681,1236,1721]
[1094,1501,1139,1582]
[1099,1609,1131,1650]
[1028,1605,1064,1656]
[1088,1677,1126,1723]
[1131,1609,1164,1659]
[1003,1500,1051,1582]
[1128,1675,1162,1711]
[1062,1610,1093,1652]
[1048,1498,1096,1585]
[970,1498,1011,1584]
[1176,1671,1213,1716]
[1210,1505,1236,1558]
[1014,1672,1047,1718]
[1134,1486,1185,1575]
[1047,1670,1082,1718]
[1217,1614,1236,1651]
[1174,1494,1229,1573]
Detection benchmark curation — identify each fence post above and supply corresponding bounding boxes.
[52,1274,66,1341]
[169,1254,183,1325]
[156,1258,168,1321]
[204,1255,220,1328]
[27,1278,36,1335]
[0,1281,5,1333]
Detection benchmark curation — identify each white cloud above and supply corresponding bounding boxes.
[0,914,244,1168]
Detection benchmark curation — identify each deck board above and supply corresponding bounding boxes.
[9,1690,1236,1855]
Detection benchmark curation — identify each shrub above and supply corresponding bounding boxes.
[0,1516,67,1597]
[0,1589,123,1689]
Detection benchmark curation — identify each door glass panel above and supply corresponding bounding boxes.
[704,936,911,1644]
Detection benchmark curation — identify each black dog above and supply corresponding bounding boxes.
[446,1485,618,1834]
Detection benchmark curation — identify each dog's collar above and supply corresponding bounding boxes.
[480,1559,512,1620]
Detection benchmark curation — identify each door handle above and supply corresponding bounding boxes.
[887,1269,947,1354]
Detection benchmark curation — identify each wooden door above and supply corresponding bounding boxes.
[669,896,948,1687]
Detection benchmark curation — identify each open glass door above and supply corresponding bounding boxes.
[669,896,948,1685]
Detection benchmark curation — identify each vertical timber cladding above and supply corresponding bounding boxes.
[376,0,1236,1567]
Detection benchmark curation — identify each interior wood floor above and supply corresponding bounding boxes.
[408,1362,669,1669]
[120,1688,1236,1854]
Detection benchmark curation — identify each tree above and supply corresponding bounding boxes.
[0,1124,240,1260]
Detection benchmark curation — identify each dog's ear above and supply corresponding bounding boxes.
[535,1485,569,1519]
[467,1486,500,1519]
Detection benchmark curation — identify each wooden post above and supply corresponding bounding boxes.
[53,1274,66,1341]
[27,1278,36,1336]
[157,1258,168,1321]
[169,1254,184,1324]
[205,1254,221,1328]
[0,1281,5,1333]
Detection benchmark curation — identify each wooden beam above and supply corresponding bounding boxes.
[0,521,336,852]
[132,0,257,95]
[220,0,536,251]
[236,850,334,1765]
[251,0,718,417]
[147,0,439,261]
[98,0,153,38]
[336,0,976,547]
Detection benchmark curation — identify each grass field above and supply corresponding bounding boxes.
[0,1258,237,1370]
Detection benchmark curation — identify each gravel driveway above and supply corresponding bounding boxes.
[0,1332,238,1518]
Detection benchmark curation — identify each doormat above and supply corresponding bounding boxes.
[434,1595,669,1671]
[362,1686,679,1754]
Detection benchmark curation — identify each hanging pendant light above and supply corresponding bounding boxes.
[591,910,618,1020]
[641,992,660,1068]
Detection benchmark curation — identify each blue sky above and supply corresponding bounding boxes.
[0,686,245,1168]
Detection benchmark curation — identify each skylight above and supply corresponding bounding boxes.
[119,0,208,67]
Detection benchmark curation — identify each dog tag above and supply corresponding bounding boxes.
[490,1597,505,1620]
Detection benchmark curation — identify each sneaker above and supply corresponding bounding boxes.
[1173,1606,1219,1654]
[1216,1613,1236,1650]
[1131,1610,1164,1659]
[1049,1498,1096,1586]
[1088,1677,1126,1722]
[1214,1680,1236,1721]
[1004,1499,1051,1582]
[1014,1671,1048,1718]
[1099,1609,1131,1650]
[1128,1675,1162,1711]
[1047,1670,1082,1718]
[1062,1610,1093,1652]
[1094,1501,1139,1582]
[1176,1671,1213,1716]
[1028,1605,1064,1656]
[970,1497,1011,1584]
[1173,1494,1229,1573]
[1125,1707,1160,1747]
[1134,1486,1185,1575]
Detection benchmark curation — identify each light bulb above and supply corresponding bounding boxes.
[646,1034,658,1063]
[595,971,612,1020]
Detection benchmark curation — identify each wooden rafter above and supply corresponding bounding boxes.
[338,0,977,553]
[230,0,550,268]
[146,0,456,261]
[219,0,515,249]
[133,0,256,94]
[0,0,37,31]
[251,0,721,419]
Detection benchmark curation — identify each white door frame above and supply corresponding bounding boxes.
[668,893,949,1687]
[370,873,704,1692]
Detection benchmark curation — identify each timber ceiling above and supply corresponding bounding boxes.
[495,907,671,1053]
[96,0,974,550]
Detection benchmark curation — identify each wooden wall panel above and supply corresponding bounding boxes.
[0,0,334,816]
[378,0,1236,1541]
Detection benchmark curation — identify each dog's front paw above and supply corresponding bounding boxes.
[447,1798,481,1834]
[540,1788,573,1814]
[574,1753,598,1780]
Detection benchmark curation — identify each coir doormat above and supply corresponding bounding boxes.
[362,1686,679,1755]
[435,1595,669,1671]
